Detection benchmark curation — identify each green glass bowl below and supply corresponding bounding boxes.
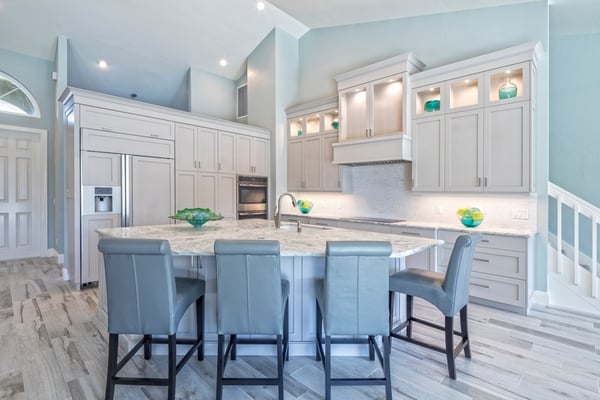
[498,86,517,99]
[169,207,224,229]
[424,99,440,112]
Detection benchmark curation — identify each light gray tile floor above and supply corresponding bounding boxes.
[0,257,598,399]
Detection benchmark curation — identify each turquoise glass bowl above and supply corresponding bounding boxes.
[499,86,517,99]
[424,99,440,112]
[297,200,313,214]
[459,216,483,228]
[169,207,224,229]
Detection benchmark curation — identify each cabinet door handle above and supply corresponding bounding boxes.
[101,127,113,132]
[478,177,482,186]
[470,282,490,289]
[481,239,489,243]
[218,162,221,170]
[198,161,201,169]
[193,161,197,168]
[473,257,490,263]
[484,177,488,187]
[400,231,421,236]
[365,129,369,137]
[150,134,159,138]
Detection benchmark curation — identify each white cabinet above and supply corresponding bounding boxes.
[81,151,120,186]
[217,131,236,174]
[411,42,541,193]
[81,214,120,284]
[437,229,533,313]
[80,105,174,140]
[286,98,341,191]
[175,124,217,172]
[236,135,269,176]
[216,174,236,218]
[176,171,217,212]
[332,53,424,165]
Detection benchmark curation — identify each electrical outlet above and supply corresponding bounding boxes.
[512,209,529,220]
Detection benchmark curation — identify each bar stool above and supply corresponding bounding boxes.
[388,233,481,380]
[214,239,289,400]
[98,238,205,400]
[315,240,393,400]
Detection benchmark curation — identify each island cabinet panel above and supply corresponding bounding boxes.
[388,226,437,271]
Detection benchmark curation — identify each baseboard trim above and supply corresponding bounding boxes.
[531,290,549,306]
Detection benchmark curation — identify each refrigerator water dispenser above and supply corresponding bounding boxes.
[82,185,122,215]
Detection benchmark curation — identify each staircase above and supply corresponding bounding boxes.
[547,182,600,315]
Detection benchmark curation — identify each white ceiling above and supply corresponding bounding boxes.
[0,0,596,110]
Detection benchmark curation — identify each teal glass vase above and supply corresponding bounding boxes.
[498,79,517,99]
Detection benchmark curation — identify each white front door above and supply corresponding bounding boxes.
[0,126,46,260]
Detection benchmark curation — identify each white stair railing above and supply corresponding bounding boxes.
[548,182,599,299]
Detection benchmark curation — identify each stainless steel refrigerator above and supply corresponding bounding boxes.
[80,150,175,287]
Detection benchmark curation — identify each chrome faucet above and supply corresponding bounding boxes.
[274,192,297,228]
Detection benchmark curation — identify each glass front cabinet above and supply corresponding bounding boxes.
[411,41,543,193]
[286,97,341,192]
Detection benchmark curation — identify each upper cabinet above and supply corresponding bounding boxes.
[411,41,543,193]
[175,124,217,172]
[236,135,269,177]
[332,53,425,165]
[286,97,341,192]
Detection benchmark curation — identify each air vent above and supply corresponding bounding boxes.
[237,84,247,119]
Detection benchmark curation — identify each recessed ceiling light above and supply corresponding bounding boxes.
[257,1,265,11]
[219,59,228,67]
[97,60,108,69]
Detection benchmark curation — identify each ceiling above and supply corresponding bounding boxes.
[0,0,596,110]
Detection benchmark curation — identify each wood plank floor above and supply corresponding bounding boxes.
[0,257,599,400]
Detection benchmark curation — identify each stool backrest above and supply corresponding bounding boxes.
[214,240,283,335]
[442,233,482,315]
[324,241,392,336]
[98,238,177,335]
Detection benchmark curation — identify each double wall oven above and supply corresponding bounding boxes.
[237,176,268,219]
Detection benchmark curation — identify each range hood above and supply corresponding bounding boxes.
[332,134,412,166]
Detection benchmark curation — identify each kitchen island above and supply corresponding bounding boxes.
[97,219,442,356]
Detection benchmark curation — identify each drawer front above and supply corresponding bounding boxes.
[81,129,174,159]
[337,220,391,233]
[80,105,174,140]
[469,273,526,307]
[439,245,526,279]
[389,226,436,238]
[438,229,527,252]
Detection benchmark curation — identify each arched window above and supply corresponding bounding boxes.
[0,71,40,118]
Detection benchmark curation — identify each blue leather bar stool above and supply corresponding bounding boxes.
[98,238,205,400]
[214,239,289,400]
[315,241,393,400]
[388,233,482,380]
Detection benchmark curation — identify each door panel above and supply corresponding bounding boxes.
[130,156,174,226]
[0,130,42,259]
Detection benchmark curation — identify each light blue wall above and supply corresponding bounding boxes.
[0,48,56,250]
[247,28,299,212]
[188,68,236,120]
[549,33,600,208]
[297,1,549,104]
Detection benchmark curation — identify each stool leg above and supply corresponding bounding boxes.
[325,336,332,400]
[383,335,392,400]
[277,335,284,400]
[196,296,205,361]
[105,333,118,400]
[406,295,414,339]
[316,300,322,362]
[231,334,237,360]
[445,316,457,380]
[216,334,225,400]
[283,299,290,362]
[167,334,177,400]
[460,305,471,359]
[143,335,152,359]
[368,335,375,361]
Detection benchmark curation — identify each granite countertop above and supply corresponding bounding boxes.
[283,214,536,237]
[97,219,442,257]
